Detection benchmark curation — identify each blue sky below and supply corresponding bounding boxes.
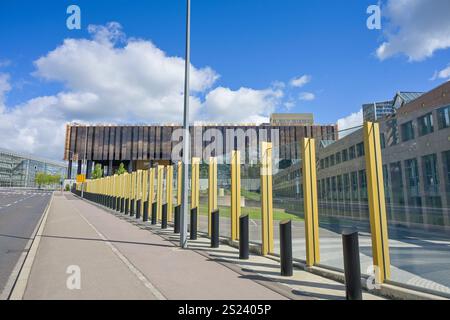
[0,0,450,159]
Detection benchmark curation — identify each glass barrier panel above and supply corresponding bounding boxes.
[241,163,262,245]
[198,163,209,234]
[317,130,374,275]
[272,141,306,260]
[217,162,231,238]
[379,112,450,295]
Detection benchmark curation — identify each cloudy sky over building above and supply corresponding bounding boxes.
[0,0,449,160]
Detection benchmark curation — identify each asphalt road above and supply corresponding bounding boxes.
[0,189,52,297]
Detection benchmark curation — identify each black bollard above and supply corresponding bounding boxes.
[130,199,135,216]
[125,199,129,215]
[239,215,249,260]
[174,205,181,234]
[280,220,293,277]
[120,198,125,213]
[136,200,141,219]
[161,204,168,229]
[143,201,149,222]
[190,207,198,240]
[342,231,363,300]
[112,197,116,210]
[211,210,220,248]
[151,202,157,225]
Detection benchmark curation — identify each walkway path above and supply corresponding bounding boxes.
[19,193,286,300]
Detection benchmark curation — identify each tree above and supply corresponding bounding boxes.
[92,164,103,179]
[35,172,62,189]
[35,172,47,188]
[115,162,126,175]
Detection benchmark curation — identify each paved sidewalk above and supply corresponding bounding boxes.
[20,193,286,300]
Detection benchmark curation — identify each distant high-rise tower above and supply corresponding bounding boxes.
[362,92,423,122]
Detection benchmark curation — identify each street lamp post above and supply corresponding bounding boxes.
[180,0,191,248]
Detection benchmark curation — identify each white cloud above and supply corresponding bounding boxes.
[33,23,218,123]
[203,86,283,123]
[376,0,450,61]
[337,109,363,138]
[299,92,315,101]
[284,100,295,110]
[431,64,450,80]
[0,22,286,160]
[290,75,311,88]
[0,73,11,111]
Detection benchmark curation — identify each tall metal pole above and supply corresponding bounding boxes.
[81,128,88,198]
[180,0,191,248]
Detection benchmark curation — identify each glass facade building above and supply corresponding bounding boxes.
[0,148,67,188]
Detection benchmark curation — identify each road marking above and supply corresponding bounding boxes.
[7,193,54,300]
[74,207,166,300]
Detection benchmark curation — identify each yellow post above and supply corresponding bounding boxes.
[149,168,155,204]
[177,161,182,206]
[166,166,174,221]
[191,158,200,230]
[364,121,391,283]
[208,157,218,237]
[132,171,136,207]
[120,173,124,201]
[260,142,274,255]
[137,170,143,215]
[231,151,241,241]
[302,138,320,267]
[157,165,164,220]
[142,169,148,206]
[124,172,129,205]
[114,174,118,207]
[191,158,200,209]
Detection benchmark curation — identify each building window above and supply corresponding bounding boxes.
[343,173,350,200]
[356,142,365,157]
[401,121,415,142]
[342,149,348,162]
[349,146,356,160]
[422,154,439,193]
[380,133,386,149]
[382,165,390,204]
[337,175,343,200]
[331,176,337,200]
[404,158,420,196]
[437,105,450,129]
[336,152,341,165]
[359,170,367,201]
[325,157,329,168]
[351,171,358,201]
[387,119,399,146]
[443,151,450,192]
[390,162,405,206]
[330,154,335,167]
[418,113,434,136]
[326,177,331,200]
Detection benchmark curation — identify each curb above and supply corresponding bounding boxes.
[7,193,54,300]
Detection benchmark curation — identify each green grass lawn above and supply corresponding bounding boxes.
[197,203,303,222]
